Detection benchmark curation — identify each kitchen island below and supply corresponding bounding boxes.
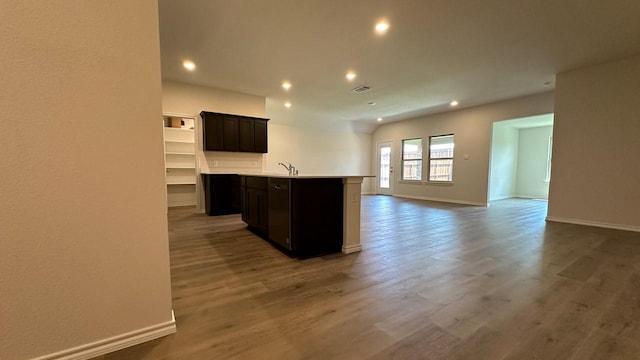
[202,172,370,257]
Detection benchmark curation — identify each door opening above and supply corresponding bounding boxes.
[377,141,393,195]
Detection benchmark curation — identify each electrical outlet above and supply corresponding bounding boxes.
[213,160,219,167]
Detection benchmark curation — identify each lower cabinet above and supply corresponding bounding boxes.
[204,174,241,215]
[241,176,269,235]
[288,178,344,257]
[241,176,344,257]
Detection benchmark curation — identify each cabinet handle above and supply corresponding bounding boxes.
[274,185,282,190]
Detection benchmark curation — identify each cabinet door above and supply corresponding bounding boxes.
[230,175,241,212]
[240,177,248,223]
[254,119,268,153]
[223,116,239,151]
[238,118,255,152]
[246,188,259,227]
[256,190,269,231]
[202,113,224,151]
[204,174,242,216]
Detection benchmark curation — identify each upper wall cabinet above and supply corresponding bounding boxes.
[201,111,268,153]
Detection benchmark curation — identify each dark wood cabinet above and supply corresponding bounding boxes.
[241,176,268,235]
[240,176,344,257]
[254,119,268,153]
[222,116,239,151]
[202,114,223,151]
[238,118,254,152]
[289,179,343,256]
[204,174,241,215]
[201,111,268,153]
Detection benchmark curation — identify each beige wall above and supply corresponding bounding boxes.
[372,92,554,205]
[548,54,640,230]
[266,123,372,183]
[162,81,373,193]
[162,80,267,175]
[0,1,173,359]
[489,123,519,200]
[516,126,553,199]
[162,80,266,118]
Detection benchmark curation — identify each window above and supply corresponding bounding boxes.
[428,134,454,182]
[402,138,422,180]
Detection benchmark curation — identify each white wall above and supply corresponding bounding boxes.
[162,81,373,193]
[266,123,372,184]
[162,81,267,210]
[548,54,640,230]
[489,124,519,200]
[516,126,552,199]
[372,92,555,205]
[0,2,173,359]
[162,80,267,173]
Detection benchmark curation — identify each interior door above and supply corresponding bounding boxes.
[377,141,393,195]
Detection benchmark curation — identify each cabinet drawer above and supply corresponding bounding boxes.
[246,176,268,190]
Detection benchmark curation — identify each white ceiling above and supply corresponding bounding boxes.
[158,0,640,132]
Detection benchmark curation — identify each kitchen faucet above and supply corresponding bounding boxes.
[278,161,298,176]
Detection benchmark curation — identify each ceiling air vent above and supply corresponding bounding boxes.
[351,85,371,93]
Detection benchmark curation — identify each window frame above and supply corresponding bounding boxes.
[401,138,423,181]
[428,134,454,182]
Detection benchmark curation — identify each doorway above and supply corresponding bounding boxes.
[377,141,394,195]
[488,113,554,203]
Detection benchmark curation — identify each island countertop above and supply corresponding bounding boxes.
[199,170,374,179]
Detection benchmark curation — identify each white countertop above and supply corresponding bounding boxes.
[200,170,374,179]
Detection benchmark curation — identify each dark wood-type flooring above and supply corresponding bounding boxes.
[99,196,640,359]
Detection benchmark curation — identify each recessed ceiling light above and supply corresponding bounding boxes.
[377,117,383,122]
[182,60,196,71]
[375,21,390,34]
[284,102,292,108]
[346,71,357,81]
[282,81,292,90]
[450,100,459,107]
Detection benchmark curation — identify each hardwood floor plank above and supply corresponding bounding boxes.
[99,197,640,360]
[596,272,640,341]
[570,328,640,360]
[369,322,460,360]
[447,325,519,360]
[557,253,603,282]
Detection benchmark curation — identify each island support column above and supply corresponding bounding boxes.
[342,177,364,254]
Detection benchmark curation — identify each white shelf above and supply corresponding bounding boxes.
[163,115,198,208]
[166,151,195,155]
[165,139,194,144]
[166,164,196,169]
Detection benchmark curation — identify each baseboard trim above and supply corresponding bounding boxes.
[489,195,515,201]
[545,216,640,233]
[34,311,176,360]
[490,195,549,201]
[342,244,363,254]
[514,194,548,200]
[393,194,487,207]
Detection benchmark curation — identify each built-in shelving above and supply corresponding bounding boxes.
[163,115,197,207]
